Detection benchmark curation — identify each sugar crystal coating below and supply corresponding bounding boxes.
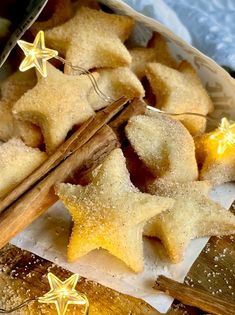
[13,64,95,154]
[125,114,198,182]
[88,67,144,111]
[145,61,214,135]
[0,70,42,147]
[0,138,47,198]
[45,7,134,72]
[55,148,174,272]
[129,32,177,80]
[145,179,235,263]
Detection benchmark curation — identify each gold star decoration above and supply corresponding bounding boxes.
[17,30,58,77]
[209,117,235,154]
[38,273,89,315]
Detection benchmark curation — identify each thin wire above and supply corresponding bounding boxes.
[56,56,218,123]
[146,105,218,122]
[0,298,37,313]
[0,297,90,314]
[55,56,114,104]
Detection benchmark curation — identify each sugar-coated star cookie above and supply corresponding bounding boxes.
[195,131,235,185]
[55,148,173,272]
[0,138,47,198]
[125,114,198,182]
[13,63,95,154]
[145,61,214,135]
[145,179,235,263]
[129,32,177,80]
[30,0,72,36]
[1,69,36,100]
[88,67,145,110]
[0,70,43,147]
[45,7,134,72]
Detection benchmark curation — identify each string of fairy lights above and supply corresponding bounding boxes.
[147,106,235,155]
[1,29,235,314]
[0,273,89,315]
[17,30,235,156]
[17,30,113,104]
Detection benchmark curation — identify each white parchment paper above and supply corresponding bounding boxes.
[10,0,235,313]
[11,183,235,313]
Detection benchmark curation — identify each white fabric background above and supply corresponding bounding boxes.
[124,0,235,70]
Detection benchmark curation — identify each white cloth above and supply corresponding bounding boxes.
[124,0,235,70]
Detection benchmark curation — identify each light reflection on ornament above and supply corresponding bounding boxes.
[17,30,58,77]
[209,117,235,154]
[38,272,89,315]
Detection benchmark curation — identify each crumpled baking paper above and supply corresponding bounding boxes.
[10,0,235,312]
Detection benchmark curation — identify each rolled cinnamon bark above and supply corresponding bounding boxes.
[0,97,146,249]
[154,275,235,315]
[0,96,127,213]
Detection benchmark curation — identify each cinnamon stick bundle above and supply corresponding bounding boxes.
[154,275,235,315]
[0,98,146,249]
[0,96,128,213]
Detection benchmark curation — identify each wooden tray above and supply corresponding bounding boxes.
[0,207,234,315]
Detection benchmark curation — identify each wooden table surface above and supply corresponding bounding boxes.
[0,212,234,315]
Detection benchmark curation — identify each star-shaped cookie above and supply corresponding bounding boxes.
[125,114,198,182]
[1,69,36,100]
[13,63,95,154]
[55,148,173,272]
[45,7,134,72]
[145,179,235,263]
[0,70,43,147]
[145,61,214,135]
[0,138,47,198]
[88,67,144,111]
[195,131,235,185]
[30,0,72,36]
[129,32,177,80]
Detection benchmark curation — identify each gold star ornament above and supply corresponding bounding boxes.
[17,30,58,77]
[210,117,235,154]
[38,273,89,315]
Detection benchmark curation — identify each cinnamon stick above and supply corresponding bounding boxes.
[154,275,235,315]
[0,125,118,249]
[0,97,143,247]
[78,98,147,185]
[0,96,128,213]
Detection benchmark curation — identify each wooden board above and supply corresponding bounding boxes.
[0,244,159,315]
[0,204,234,314]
